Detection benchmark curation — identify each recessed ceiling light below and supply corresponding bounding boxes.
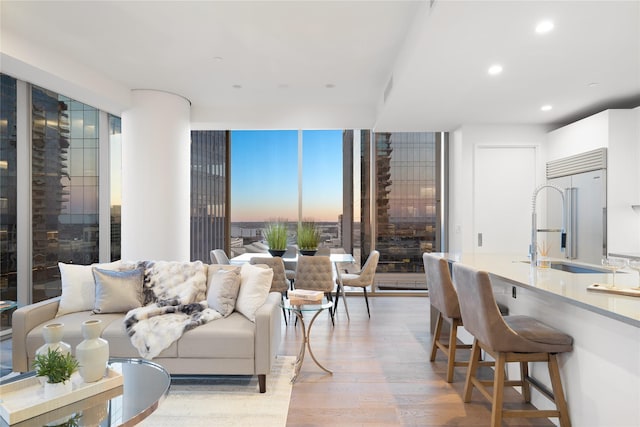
[588,82,600,88]
[325,83,336,89]
[213,56,224,62]
[535,20,554,34]
[488,65,503,76]
[541,105,553,111]
[232,84,242,89]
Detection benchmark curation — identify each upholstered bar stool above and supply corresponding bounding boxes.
[423,253,473,383]
[452,262,573,427]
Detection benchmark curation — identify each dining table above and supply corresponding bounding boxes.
[229,252,355,319]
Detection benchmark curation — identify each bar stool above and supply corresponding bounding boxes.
[423,253,473,383]
[452,262,573,427]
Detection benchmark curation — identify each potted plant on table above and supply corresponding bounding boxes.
[33,348,80,399]
[263,219,288,257]
[297,219,321,256]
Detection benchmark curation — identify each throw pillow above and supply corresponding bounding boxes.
[92,267,144,314]
[56,260,124,317]
[206,267,241,317]
[235,263,273,322]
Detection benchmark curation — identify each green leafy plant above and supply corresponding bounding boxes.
[263,219,288,251]
[297,219,320,250]
[33,348,80,384]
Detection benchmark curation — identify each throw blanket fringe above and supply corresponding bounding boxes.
[124,261,222,359]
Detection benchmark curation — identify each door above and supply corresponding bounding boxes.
[474,146,537,254]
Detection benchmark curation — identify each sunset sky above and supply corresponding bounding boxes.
[230,130,343,222]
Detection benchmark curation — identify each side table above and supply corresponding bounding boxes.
[281,299,333,383]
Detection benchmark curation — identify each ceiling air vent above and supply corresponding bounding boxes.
[546,147,607,179]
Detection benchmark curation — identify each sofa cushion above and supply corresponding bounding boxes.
[56,261,133,317]
[177,312,254,359]
[92,267,144,314]
[235,263,273,322]
[206,267,241,317]
[101,314,178,358]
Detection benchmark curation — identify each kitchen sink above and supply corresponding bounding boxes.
[521,260,611,274]
[549,262,610,274]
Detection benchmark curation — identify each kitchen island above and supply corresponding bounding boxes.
[432,253,639,427]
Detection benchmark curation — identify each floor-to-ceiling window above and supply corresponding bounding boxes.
[31,87,100,302]
[229,130,344,257]
[362,131,444,290]
[191,130,229,262]
[0,74,17,331]
[109,115,122,261]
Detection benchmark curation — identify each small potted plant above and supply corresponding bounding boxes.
[32,348,80,399]
[263,219,288,257]
[297,219,321,256]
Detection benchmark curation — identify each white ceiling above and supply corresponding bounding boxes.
[1,0,639,131]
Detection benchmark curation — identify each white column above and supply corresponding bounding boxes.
[121,90,191,261]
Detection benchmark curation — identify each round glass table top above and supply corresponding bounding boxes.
[0,358,170,427]
[281,299,333,312]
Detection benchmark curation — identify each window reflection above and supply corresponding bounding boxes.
[31,86,99,302]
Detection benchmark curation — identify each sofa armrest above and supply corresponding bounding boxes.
[12,297,60,372]
[253,292,282,378]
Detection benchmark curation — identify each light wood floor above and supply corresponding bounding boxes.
[279,296,555,427]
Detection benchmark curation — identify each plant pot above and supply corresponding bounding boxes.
[268,249,286,257]
[44,380,72,399]
[299,249,317,256]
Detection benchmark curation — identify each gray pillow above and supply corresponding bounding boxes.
[92,267,144,314]
[206,267,241,317]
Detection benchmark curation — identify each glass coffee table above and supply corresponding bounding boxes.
[281,299,333,383]
[0,358,170,426]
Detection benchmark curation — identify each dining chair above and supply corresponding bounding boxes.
[338,250,379,318]
[294,255,335,324]
[210,249,231,265]
[423,253,474,382]
[249,256,290,325]
[282,245,298,289]
[452,262,573,427]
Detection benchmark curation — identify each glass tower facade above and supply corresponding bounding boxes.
[32,87,100,302]
[362,132,440,275]
[1,75,17,306]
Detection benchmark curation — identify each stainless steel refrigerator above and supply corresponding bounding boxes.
[545,149,607,265]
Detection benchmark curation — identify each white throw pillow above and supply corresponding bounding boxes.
[206,267,241,317]
[235,263,273,322]
[56,260,124,317]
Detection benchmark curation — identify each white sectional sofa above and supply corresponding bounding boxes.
[12,261,282,393]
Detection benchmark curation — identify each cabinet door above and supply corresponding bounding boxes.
[473,146,537,254]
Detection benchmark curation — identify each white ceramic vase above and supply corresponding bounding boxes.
[43,379,72,399]
[75,319,109,383]
[36,323,71,357]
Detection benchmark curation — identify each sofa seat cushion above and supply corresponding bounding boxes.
[101,314,178,358]
[178,312,254,359]
[27,312,122,358]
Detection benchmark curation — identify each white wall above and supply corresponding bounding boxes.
[448,125,547,255]
[547,109,640,256]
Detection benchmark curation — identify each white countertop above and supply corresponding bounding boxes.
[434,253,640,327]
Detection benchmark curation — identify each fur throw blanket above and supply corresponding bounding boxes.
[124,260,221,359]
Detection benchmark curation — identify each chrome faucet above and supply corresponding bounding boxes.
[530,184,566,266]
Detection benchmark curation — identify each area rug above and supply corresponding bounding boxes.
[139,355,295,427]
